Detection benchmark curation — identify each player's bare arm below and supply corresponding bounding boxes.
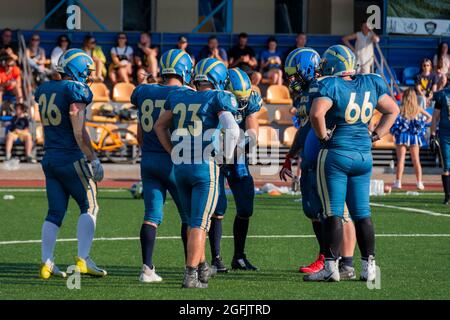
[373,94,400,139]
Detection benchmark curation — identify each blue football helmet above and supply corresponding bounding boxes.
[284,47,321,92]
[227,68,252,110]
[159,49,193,84]
[56,48,95,83]
[321,44,356,76]
[194,58,228,90]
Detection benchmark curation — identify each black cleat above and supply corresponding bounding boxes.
[444,198,449,205]
[231,255,258,271]
[198,261,217,284]
[182,268,208,289]
[211,256,228,273]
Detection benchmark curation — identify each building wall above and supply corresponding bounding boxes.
[155,0,198,33]
[233,0,274,34]
[308,0,331,34]
[331,0,354,35]
[0,0,45,29]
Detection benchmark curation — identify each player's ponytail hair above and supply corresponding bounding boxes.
[400,88,420,120]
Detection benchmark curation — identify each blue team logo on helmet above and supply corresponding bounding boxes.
[227,68,252,110]
[284,47,320,92]
[194,58,228,90]
[160,49,193,84]
[321,44,356,77]
[57,48,95,83]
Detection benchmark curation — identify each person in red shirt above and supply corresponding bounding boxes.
[0,57,23,104]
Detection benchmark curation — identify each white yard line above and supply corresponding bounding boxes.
[1,234,450,246]
[370,202,450,217]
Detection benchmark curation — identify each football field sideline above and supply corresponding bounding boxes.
[1,233,450,246]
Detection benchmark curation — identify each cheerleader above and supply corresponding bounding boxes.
[391,88,432,190]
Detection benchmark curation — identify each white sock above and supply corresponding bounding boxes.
[77,213,96,259]
[41,221,59,263]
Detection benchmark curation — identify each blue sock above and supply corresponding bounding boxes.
[233,216,249,259]
[341,256,353,267]
[140,224,156,267]
[208,218,222,258]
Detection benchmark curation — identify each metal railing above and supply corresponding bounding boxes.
[373,41,401,98]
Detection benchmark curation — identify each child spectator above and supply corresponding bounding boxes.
[26,34,50,83]
[108,33,134,84]
[4,103,35,163]
[433,42,449,90]
[0,28,18,62]
[415,58,438,107]
[197,35,228,66]
[260,37,283,85]
[134,32,159,83]
[391,88,431,190]
[82,35,107,82]
[50,34,70,70]
[0,57,22,104]
[229,33,262,85]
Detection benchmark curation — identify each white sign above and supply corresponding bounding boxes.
[387,17,450,36]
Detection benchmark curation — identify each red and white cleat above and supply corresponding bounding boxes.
[299,254,325,274]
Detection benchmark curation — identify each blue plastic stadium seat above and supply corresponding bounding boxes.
[402,67,420,86]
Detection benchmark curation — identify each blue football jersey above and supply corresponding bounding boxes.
[34,80,93,162]
[132,84,188,153]
[433,88,450,133]
[234,91,262,130]
[315,74,389,152]
[165,88,238,163]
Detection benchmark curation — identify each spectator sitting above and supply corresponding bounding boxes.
[0,57,23,105]
[283,32,307,61]
[4,103,35,163]
[390,88,431,190]
[26,34,50,83]
[229,32,262,85]
[50,34,70,71]
[134,31,159,84]
[415,58,438,107]
[197,35,228,67]
[342,22,380,74]
[260,37,283,85]
[433,42,449,90]
[108,32,134,84]
[82,35,106,82]
[175,36,195,65]
[0,28,18,62]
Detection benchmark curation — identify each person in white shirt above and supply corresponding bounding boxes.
[433,42,449,90]
[342,22,380,74]
[108,33,134,84]
[50,35,70,71]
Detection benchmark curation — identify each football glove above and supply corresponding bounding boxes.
[90,158,104,182]
[429,134,439,155]
[279,153,297,181]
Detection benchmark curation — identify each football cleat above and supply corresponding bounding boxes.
[231,255,258,271]
[75,256,107,277]
[360,256,376,282]
[299,254,325,274]
[198,261,217,284]
[211,256,228,273]
[303,259,340,282]
[417,182,425,190]
[443,197,449,205]
[139,264,162,283]
[40,259,67,279]
[338,262,356,280]
[182,268,208,289]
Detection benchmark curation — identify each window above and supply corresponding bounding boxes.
[123,0,153,31]
[275,0,305,34]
